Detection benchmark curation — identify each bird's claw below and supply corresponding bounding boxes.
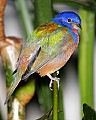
[47,74,60,90]
[49,77,60,90]
[56,71,59,75]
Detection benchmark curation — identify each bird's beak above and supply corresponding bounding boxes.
[72,23,82,30]
[77,23,82,29]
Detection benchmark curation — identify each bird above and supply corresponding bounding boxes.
[4,11,81,104]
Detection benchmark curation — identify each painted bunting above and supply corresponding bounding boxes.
[4,11,81,104]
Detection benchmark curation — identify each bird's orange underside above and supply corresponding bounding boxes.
[38,43,76,76]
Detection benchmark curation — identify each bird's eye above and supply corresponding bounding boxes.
[68,18,72,23]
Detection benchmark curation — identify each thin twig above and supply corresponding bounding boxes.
[53,81,58,120]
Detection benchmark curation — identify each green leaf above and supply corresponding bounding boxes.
[82,103,96,120]
[34,0,53,28]
[36,77,53,112]
[79,9,95,115]
[53,0,96,12]
[4,63,14,88]
[15,76,35,105]
[16,0,34,38]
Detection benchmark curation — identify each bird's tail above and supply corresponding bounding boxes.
[4,77,21,105]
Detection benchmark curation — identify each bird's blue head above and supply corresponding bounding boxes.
[51,11,81,30]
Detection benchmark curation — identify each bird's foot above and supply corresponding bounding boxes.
[47,74,60,90]
[56,71,59,75]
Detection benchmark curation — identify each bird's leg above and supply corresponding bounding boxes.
[47,74,60,90]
